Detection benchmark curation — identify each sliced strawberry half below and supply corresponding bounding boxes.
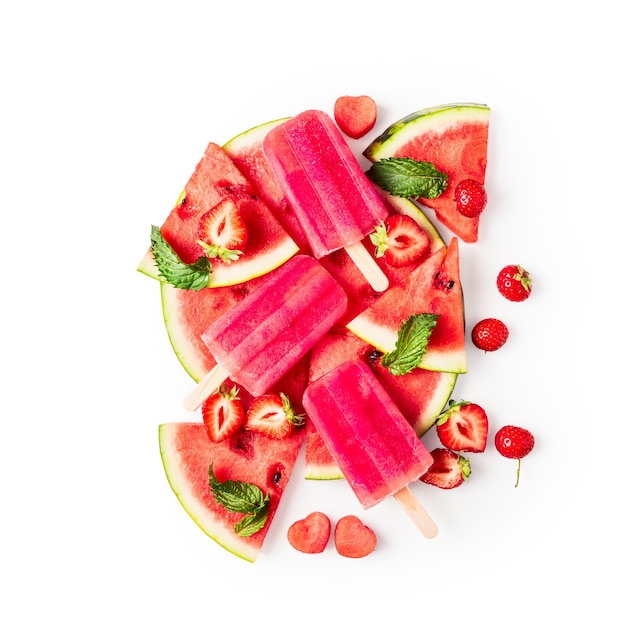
[245,392,305,439]
[436,400,489,452]
[202,384,245,442]
[419,448,471,489]
[370,214,430,267]
[197,197,248,263]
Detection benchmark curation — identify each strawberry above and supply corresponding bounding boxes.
[202,384,245,443]
[471,318,509,352]
[436,400,489,453]
[334,515,377,558]
[333,95,377,139]
[454,179,487,217]
[197,197,247,263]
[497,264,533,302]
[419,448,471,489]
[244,392,304,439]
[494,425,535,487]
[287,511,331,554]
[370,214,430,267]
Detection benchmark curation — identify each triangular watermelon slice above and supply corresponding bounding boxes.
[346,237,466,374]
[364,103,490,243]
[159,422,305,563]
[138,141,299,287]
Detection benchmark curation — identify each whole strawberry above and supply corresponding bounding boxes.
[494,425,535,487]
[471,318,509,351]
[454,179,487,217]
[497,264,533,301]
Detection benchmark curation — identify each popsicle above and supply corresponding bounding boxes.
[184,255,348,412]
[263,109,389,292]
[302,359,438,538]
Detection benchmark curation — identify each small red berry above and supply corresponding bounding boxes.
[494,425,535,487]
[454,179,487,218]
[471,318,509,352]
[497,264,533,302]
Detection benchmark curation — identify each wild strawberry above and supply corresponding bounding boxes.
[333,95,377,139]
[497,264,533,302]
[370,214,430,267]
[197,197,247,263]
[202,384,245,443]
[245,392,304,439]
[494,425,535,487]
[454,179,487,217]
[334,515,377,558]
[436,400,489,453]
[471,318,509,352]
[419,448,471,489]
[287,511,331,554]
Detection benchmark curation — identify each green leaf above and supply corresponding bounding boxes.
[150,225,212,290]
[366,158,448,199]
[381,313,440,375]
[208,464,271,537]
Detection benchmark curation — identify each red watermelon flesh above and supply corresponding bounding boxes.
[304,330,457,479]
[159,422,305,563]
[346,237,467,374]
[364,104,490,243]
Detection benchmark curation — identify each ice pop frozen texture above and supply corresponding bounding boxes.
[263,110,389,291]
[184,255,347,411]
[303,360,437,537]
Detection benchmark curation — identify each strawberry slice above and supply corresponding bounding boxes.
[370,214,430,267]
[245,392,305,439]
[419,448,471,489]
[436,400,489,452]
[287,511,331,554]
[197,197,248,263]
[202,384,245,442]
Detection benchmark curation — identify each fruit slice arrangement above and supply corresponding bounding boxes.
[139,101,491,561]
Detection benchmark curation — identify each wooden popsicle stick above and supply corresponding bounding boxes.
[344,240,389,293]
[183,363,230,412]
[393,485,438,539]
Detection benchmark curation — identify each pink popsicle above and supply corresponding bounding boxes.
[184,255,347,411]
[263,110,389,292]
[302,359,438,538]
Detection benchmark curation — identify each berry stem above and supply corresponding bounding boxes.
[514,458,521,488]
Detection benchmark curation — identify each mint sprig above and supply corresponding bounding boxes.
[150,225,212,290]
[208,464,270,537]
[366,157,448,199]
[381,313,440,375]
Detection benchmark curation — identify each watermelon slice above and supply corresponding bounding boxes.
[159,422,305,563]
[304,330,457,479]
[346,237,467,374]
[364,103,490,243]
[137,141,299,287]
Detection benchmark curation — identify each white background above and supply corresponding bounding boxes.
[2,1,622,624]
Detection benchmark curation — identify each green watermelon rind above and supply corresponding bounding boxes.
[159,423,259,563]
[363,102,490,160]
[223,117,290,154]
[160,282,212,382]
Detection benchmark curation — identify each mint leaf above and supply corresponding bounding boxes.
[208,464,271,537]
[381,313,440,375]
[150,225,212,290]
[366,158,448,199]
